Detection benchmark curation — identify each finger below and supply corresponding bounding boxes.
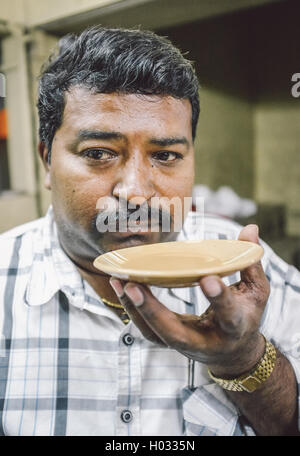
[199,275,247,337]
[238,224,270,301]
[121,282,195,351]
[109,278,165,345]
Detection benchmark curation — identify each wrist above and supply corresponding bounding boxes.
[207,332,265,378]
[207,336,277,393]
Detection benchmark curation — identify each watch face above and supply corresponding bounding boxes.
[240,376,262,393]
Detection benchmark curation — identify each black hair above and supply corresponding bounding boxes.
[37,26,200,159]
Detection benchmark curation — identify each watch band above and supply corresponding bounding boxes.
[207,336,277,393]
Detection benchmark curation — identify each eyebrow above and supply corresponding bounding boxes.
[149,137,189,147]
[75,130,125,144]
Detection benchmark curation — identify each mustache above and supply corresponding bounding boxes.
[93,202,172,233]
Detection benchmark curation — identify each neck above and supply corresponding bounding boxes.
[57,236,120,303]
[76,263,120,303]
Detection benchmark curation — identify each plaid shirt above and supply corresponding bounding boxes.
[0,206,300,436]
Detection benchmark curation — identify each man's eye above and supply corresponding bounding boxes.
[82,149,115,160]
[154,151,183,162]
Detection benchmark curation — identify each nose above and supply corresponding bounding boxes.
[112,157,155,204]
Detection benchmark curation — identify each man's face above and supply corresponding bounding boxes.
[45,87,195,265]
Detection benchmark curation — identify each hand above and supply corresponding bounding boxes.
[110,225,270,376]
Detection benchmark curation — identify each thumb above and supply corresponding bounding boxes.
[238,224,259,244]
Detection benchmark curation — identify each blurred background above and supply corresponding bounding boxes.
[0,0,300,266]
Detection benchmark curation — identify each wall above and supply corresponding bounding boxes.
[160,0,300,235]
[250,2,300,235]
[0,193,37,232]
[255,102,300,235]
[23,0,123,27]
[159,12,255,198]
[194,89,254,197]
[0,0,25,24]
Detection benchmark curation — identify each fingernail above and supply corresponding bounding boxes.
[202,277,222,297]
[109,278,124,297]
[250,224,259,240]
[124,284,144,307]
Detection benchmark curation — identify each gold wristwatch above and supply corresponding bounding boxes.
[207,337,277,393]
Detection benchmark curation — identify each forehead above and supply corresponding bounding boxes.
[61,86,193,138]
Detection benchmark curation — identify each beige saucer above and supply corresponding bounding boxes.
[93,240,264,288]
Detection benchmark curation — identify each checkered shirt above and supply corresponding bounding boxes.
[0,206,300,436]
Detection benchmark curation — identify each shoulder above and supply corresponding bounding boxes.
[0,218,44,240]
[203,213,243,239]
[183,211,243,240]
[0,218,44,269]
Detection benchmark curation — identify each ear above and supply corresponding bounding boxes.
[38,141,51,190]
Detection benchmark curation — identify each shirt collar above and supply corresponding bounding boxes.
[25,206,84,307]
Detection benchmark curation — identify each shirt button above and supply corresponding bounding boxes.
[122,333,134,346]
[120,409,133,423]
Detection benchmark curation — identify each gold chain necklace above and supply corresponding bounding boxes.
[101,297,130,325]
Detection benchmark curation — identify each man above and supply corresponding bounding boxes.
[0,26,299,436]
